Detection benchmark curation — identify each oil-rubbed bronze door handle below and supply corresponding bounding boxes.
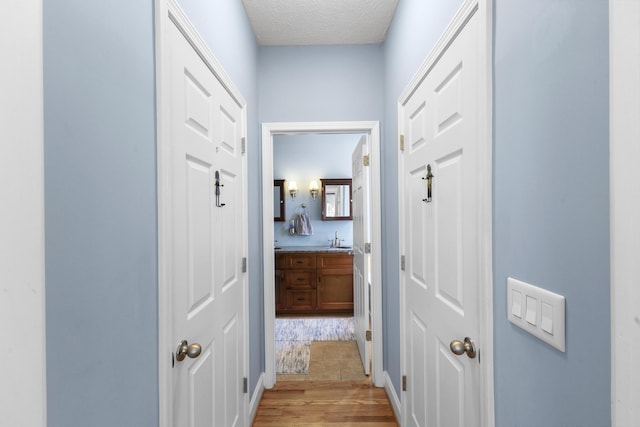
[215,170,225,207]
[422,164,434,203]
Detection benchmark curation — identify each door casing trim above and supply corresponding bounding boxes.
[397,0,494,425]
[261,121,383,388]
[610,0,640,424]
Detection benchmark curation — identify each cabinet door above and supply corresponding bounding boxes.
[275,269,283,311]
[317,268,354,311]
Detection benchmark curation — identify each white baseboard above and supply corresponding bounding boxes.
[384,371,402,424]
[249,373,265,424]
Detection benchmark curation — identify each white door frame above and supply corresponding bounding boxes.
[397,0,494,425]
[155,1,250,425]
[0,1,46,425]
[261,121,383,388]
[610,1,640,425]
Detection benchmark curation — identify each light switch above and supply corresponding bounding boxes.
[525,295,537,325]
[507,277,566,352]
[541,302,553,334]
[512,289,522,318]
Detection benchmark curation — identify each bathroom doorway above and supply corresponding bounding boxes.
[261,121,383,388]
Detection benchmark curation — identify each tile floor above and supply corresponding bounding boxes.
[276,340,369,382]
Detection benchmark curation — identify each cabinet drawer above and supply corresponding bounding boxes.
[317,253,353,269]
[276,253,316,269]
[285,270,316,288]
[284,289,316,311]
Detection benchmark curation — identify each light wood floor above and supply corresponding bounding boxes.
[252,380,399,426]
[255,341,398,426]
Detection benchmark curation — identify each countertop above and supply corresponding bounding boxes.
[274,245,353,254]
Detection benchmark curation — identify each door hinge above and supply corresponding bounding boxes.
[402,375,407,391]
[363,155,370,166]
[241,137,246,154]
[399,134,405,151]
[401,255,406,271]
[242,257,247,273]
[365,330,372,341]
[364,243,371,254]
[243,377,248,394]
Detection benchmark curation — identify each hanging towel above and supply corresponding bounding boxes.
[295,212,313,236]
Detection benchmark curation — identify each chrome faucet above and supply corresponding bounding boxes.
[332,231,343,248]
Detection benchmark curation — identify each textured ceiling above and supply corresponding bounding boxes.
[242,0,399,46]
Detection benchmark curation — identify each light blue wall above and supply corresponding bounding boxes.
[382,0,465,395]
[273,134,361,247]
[493,1,610,425]
[44,1,158,425]
[44,0,261,424]
[42,0,611,424]
[258,45,384,122]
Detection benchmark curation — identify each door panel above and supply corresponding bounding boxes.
[186,158,215,310]
[168,20,245,427]
[189,347,215,427]
[409,312,428,427]
[222,315,240,427]
[436,342,464,426]
[352,135,371,375]
[402,10,481,427]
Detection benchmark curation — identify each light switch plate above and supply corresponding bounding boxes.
[507,277,566,352]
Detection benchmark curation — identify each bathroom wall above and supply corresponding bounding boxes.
[273,133,362,247]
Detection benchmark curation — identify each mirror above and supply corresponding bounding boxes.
[274,179,285,221]
[321,178,352,220]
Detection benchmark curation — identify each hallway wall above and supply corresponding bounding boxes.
[43,0,258,425]
[493,0,610,425]
[384,0,610,424]
[258,45,384,123]
[41,0,611,425]
[44,1,158,425]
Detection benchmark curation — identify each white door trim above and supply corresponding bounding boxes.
[397,0,494,425]
[610,1,640,424]
[0,1,46,425]
[261,121,383,388]
[156,1,249,425]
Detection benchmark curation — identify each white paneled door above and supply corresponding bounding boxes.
[401,7,484,427]
[352,135,371,375]
[167,18,246,427]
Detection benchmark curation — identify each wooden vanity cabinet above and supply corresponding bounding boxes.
[275,251,353,315]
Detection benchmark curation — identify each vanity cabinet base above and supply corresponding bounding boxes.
[276,252,353,315]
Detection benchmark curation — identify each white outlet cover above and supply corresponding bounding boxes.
[507,277,566,352]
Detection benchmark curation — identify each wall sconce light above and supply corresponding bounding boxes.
[288,180,298,199]
[309,180,319,200]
